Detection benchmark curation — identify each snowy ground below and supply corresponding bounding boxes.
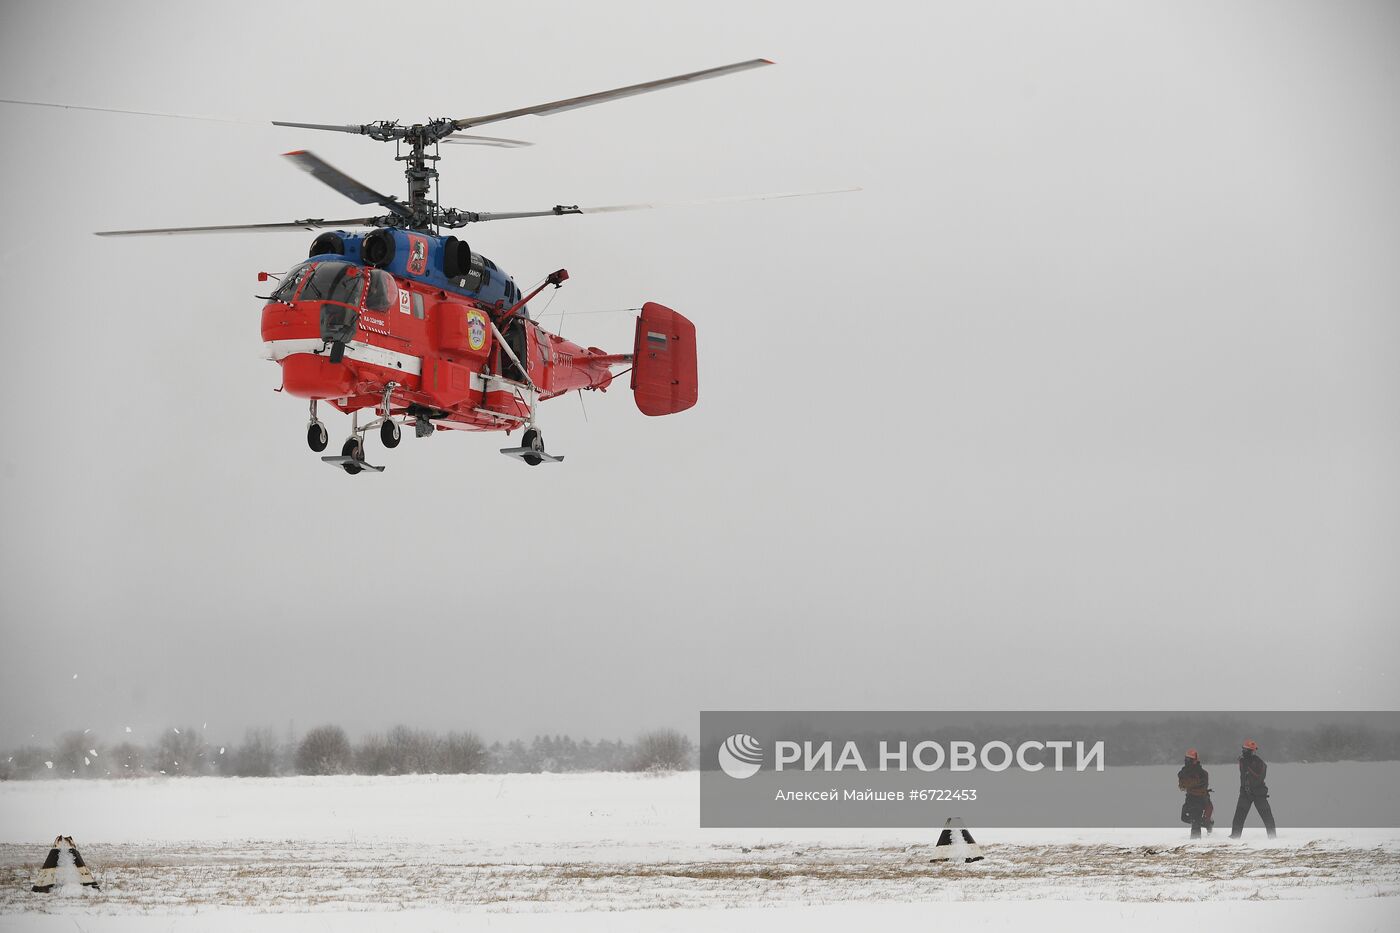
[1,771,1397,930]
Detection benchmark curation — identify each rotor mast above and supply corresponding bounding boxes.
[401,126,438,229]
[364,119,457,231]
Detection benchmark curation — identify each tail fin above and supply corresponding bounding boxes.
[631,302,697,416]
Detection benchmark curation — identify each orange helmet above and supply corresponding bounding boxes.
[1242,739,1259,751]
[1185,748,1199,761]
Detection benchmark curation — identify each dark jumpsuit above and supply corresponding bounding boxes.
[1177,760,1211,838]
[1230,750,1277,838]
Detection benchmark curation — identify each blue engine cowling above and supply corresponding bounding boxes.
[307,229,523,309]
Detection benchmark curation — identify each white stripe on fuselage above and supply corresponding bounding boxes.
[264,340,539,405]
[263,338,423,377]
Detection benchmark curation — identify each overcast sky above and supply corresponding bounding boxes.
[1,0,1397,749]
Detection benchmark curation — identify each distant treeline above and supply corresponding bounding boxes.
[0,726,695,780]
[8,718,1396,780]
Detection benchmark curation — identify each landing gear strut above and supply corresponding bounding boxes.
[319,408,386,474]
[489,319,563,466]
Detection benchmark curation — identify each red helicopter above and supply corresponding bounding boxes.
[18,59,853,472]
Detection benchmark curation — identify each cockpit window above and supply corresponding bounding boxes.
[366,269,397,312]
[271,261,312,302]
[297,261,366,306]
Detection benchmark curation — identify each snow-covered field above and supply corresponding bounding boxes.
[2,770,1397,931]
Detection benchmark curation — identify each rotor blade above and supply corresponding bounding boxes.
[581,187,863,214]
[0,97,251,125]
[271,120,367,135]
[440,133,534,148]
[467,207,585,223]
[457,186,861,224]
[95,217,385,237]
[451,58,774,130]
[283,150,413,218]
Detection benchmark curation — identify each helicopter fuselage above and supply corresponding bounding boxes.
[257,228,694,448]
[259,228,634,434]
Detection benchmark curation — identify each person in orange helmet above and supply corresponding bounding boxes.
[1177,748,1214,838]
[1230,739,1277,839]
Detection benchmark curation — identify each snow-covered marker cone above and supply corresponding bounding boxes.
[31,835,100,892]
[928,817,984,864]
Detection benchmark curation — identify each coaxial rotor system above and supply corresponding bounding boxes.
[5,59,855,238]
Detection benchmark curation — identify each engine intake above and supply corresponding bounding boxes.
[361,229,396,268]
[441,236,486,291]
[308,232,346,258]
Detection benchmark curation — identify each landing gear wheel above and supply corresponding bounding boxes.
[499,427,562,465]
[380,419,401,449]
[340,437,364,475]
[307,421,328,453]
[521,428,543,466]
